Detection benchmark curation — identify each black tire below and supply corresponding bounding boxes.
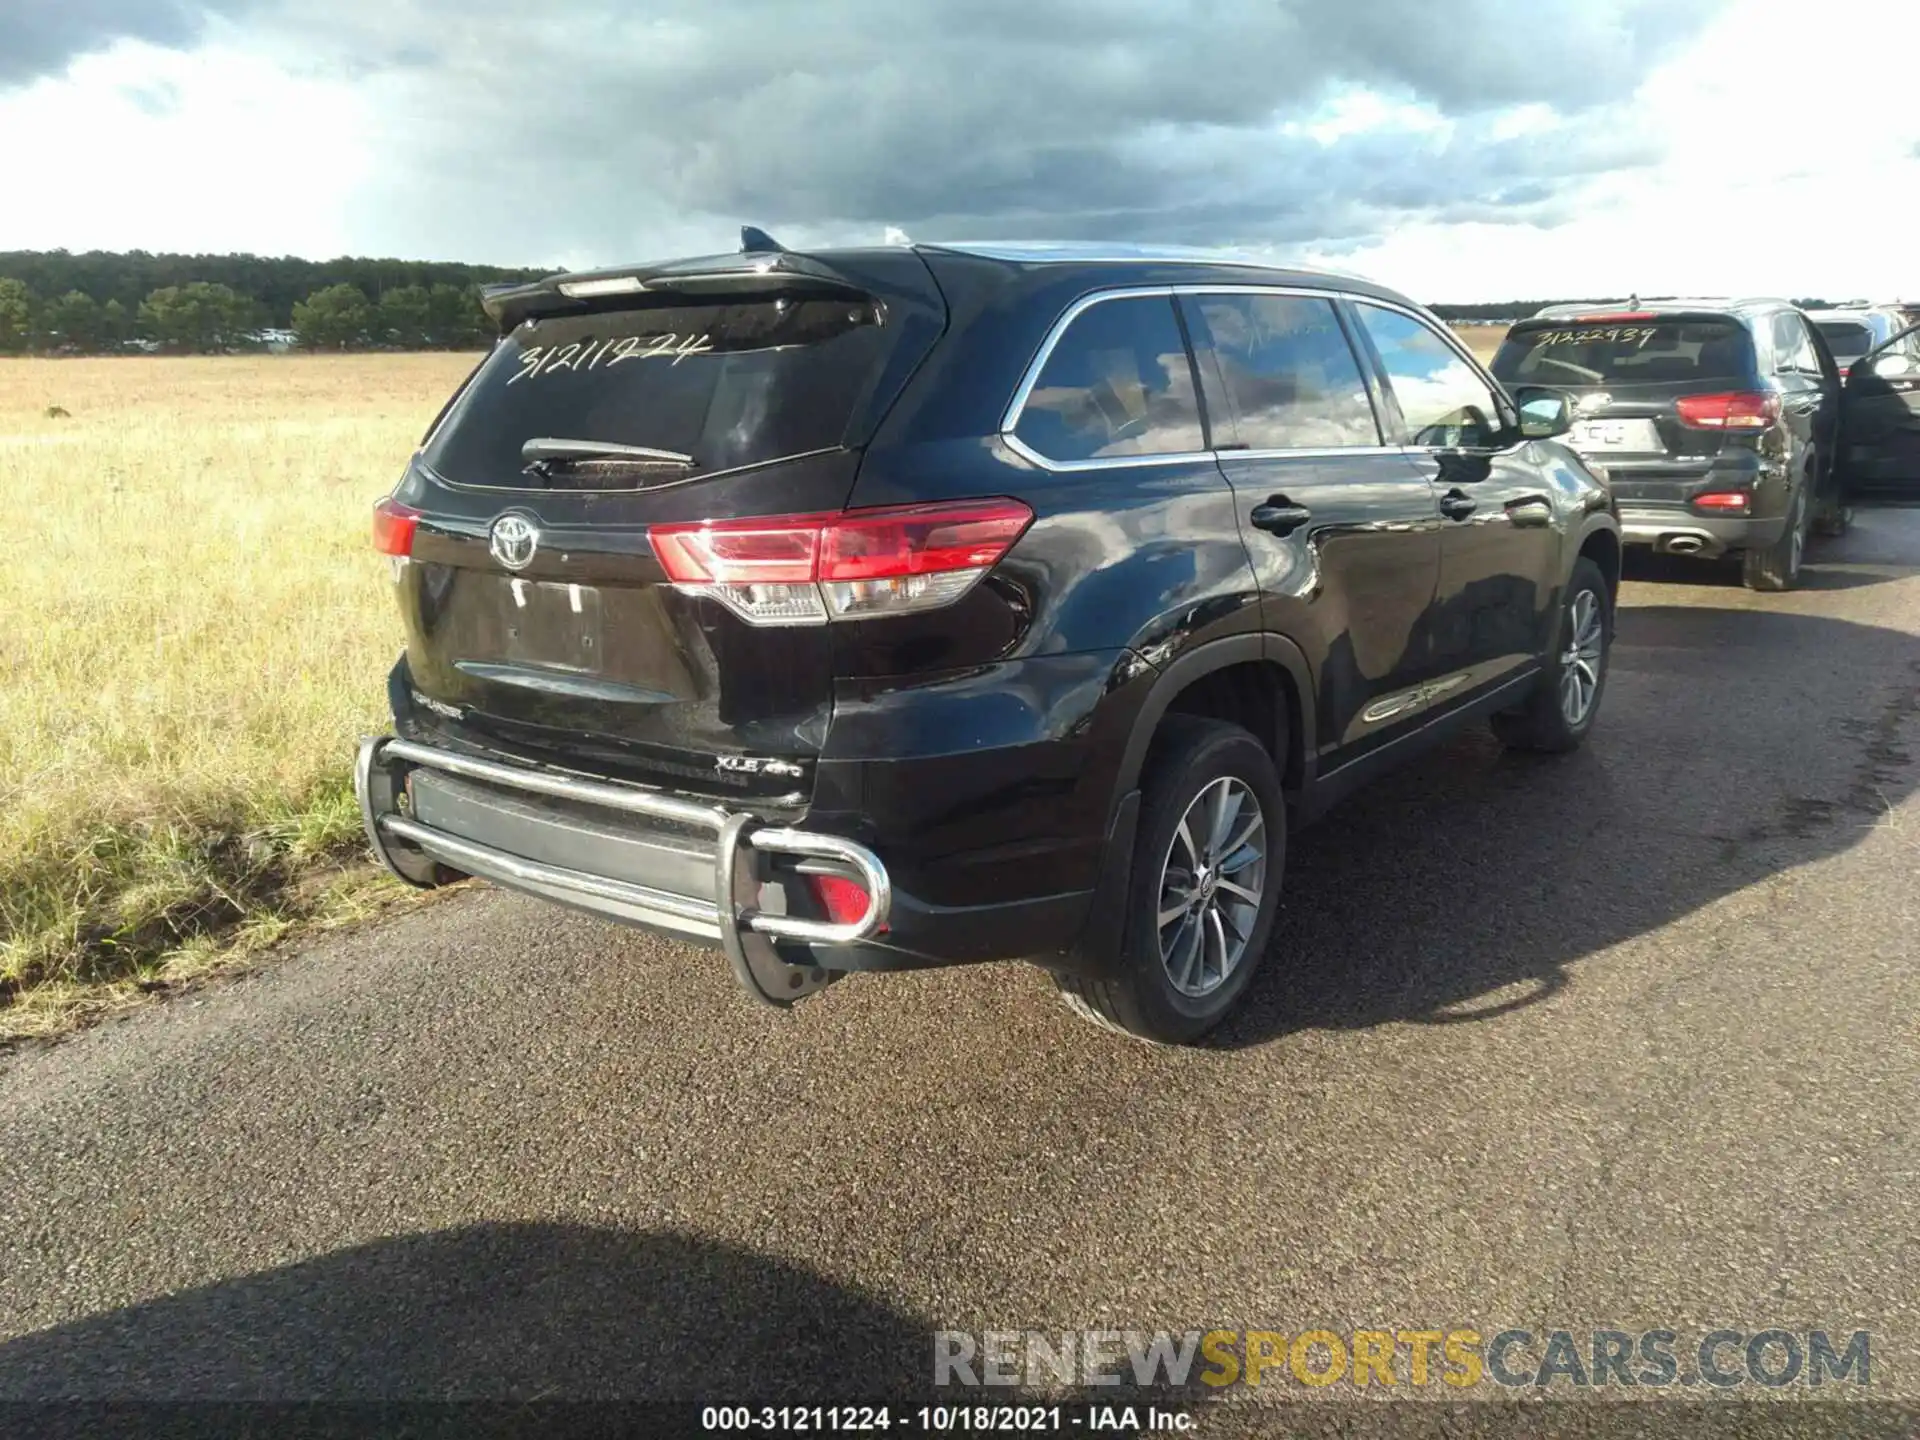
[1055,716,1285,1044]
[1491,556,1612,753]
[1811,447,1853,538]
[1743,484,1808,592]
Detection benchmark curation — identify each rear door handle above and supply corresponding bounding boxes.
[1250,499,1312,536]
[1439,490,1477,521]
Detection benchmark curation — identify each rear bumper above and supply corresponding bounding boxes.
[357,735,893,1005]
[1617,505,1787,558]
[356,735,1101,1000]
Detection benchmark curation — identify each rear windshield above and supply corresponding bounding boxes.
[423,296,891,487]
[1492,320,1755,388]
[1814,321,1873,358]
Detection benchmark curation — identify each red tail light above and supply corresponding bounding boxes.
[806,873,877,929]
[649,499,1034,626]
[1674,392,1781,430]
[1692,491,1752,511]
[373,498,421,556]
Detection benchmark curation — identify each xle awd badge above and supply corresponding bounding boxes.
[489,513,539,571]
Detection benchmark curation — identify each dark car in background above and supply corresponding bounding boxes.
[355,235,1620,1044]
[1491,299,1848,591]
[1839,317,1920,495]
[1805,305,1910,377]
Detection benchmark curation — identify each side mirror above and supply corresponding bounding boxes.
[1514,389,1572,438]
[1871,351,1914,378]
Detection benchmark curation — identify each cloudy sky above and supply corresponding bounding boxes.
[2,0,1916,301]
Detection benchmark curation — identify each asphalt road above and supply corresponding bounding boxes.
[2,508,1918,1422]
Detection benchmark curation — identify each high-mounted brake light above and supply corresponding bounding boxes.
[373,498,421,557]
[649,499,1034,626]
[557,276,648,298]
[1674,392,1781,430]
[1575,312,1657,322]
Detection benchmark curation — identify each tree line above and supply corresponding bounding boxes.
[0,249,555,355]
[0,249,1858,353]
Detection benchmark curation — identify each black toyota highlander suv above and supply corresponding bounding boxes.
[357,234,1620,1043]
[1490,298,1850,591]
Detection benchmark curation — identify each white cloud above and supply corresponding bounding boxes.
[1312,0,1920,300]
[0,39,373,257]
[0,0,1915,301]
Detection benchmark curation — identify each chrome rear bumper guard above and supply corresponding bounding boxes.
[355,735,891,1003]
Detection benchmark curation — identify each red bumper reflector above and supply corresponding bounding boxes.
[1692,491,1752,511]
[806,873,877,929]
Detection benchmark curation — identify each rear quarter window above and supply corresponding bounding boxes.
[1493,320,1756,388]
[1012,295,1206,462]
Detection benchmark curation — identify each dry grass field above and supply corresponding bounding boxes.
[1452,323,1509,362]
[0,353,479,1036]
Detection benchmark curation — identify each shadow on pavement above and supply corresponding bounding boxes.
[1621,549,1899,591]
[0,1224,929,1402]
[1213,604,1920,1048]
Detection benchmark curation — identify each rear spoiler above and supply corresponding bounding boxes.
[482,227,871,332]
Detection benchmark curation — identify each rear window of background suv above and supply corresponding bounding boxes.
[1814,321,1874,357]
[422,297,892,488]
[1491,319,1755,389]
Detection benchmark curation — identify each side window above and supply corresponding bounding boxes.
[1795,318,1825,374]
[1012,296,1205,463]
[1182,293,1381,449]
[1773,314,1819,373]
[1352,303,1505,448]
[1770,314,1796,370]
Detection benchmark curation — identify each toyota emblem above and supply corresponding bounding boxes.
[489,513,539,571]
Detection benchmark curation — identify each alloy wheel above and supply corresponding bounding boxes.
[1157,777,1267,998]
[1558,588,1605,727]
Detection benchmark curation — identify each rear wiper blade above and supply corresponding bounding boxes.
[521,437,696,473]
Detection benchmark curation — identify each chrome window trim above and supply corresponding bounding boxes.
[1000,282,1447,472]
[1002,432,1216,473]
[1220,445,1407,461]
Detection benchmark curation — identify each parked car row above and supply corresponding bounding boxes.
[1488,296,1920,590]
[353,235,1914,1048]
